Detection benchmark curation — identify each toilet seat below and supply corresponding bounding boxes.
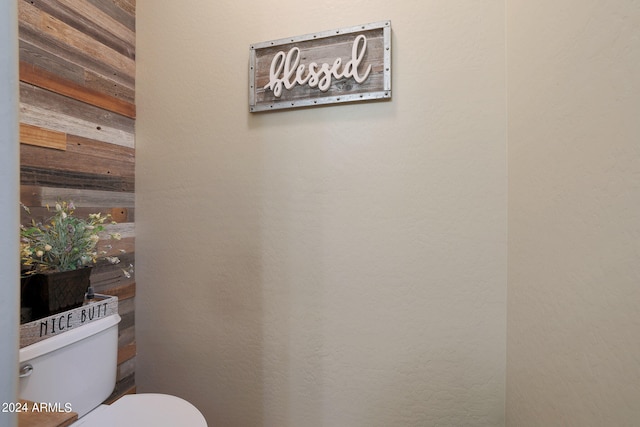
[71,393,207,426]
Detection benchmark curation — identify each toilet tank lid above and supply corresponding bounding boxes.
[20,314,121,363]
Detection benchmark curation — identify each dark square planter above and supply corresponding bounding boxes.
[21,267,92,321]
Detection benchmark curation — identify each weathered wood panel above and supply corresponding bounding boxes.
[20,103,133,148]
[20,166,135,192]
[20,82,134,147]
[19,8,135,91]
[19,39,85,86]
[19,205,134,224]
[32,0,135,58]
[84,69,135,104]
[118,298,135,329]
[19,0,136,402]
[19,38,135,104]
[21,139,134,182]
[18,1,135,79]
[21,147,133,180]
[118,325,135,350]
[20,186,135,208]
[21,61,136,118]
[20,123,66,150]
[101,282,137,302]
[118,342,137,365]
[87,0,135,33]
[92,254,136,290]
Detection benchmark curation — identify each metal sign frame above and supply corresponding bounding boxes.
[249,20,391,112]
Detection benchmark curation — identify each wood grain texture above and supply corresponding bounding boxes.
[19,23,135,92]
[21,61,136,118]
[117,357,135,382]
[20,102,133,148]
[20,123,67,150]
[19,37,134,105]
[99,282,136,302]
[20,185,135,208]
[20,167,134,192]
[19,205,134,226]
[118,298,135,329]
[35,0,135,57]
[20,82,134,148]
[84,69,135,104]
[21,138,134,182]
[19,0,136,403]
[88,0,135,32]
[19,39,85,84]
[18,1,135,79]
[119,325,135,349]
[118,342,137,365]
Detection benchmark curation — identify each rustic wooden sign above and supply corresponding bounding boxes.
[249,21,391,112]
[20,294,118,348]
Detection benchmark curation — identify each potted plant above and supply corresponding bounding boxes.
[20,201,123,319]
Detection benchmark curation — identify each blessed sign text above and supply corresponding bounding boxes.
[250,21,391,112]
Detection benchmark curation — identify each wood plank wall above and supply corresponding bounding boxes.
[18,0,136,401]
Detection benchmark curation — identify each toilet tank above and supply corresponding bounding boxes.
[19,314,121,418]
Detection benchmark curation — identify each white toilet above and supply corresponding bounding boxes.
[19,313,207,426]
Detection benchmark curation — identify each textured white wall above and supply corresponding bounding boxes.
[0,1,19,426]
[507,1,640,425]
[136,1,506,426]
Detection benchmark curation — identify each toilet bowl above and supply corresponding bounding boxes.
[19,312,206,426]
[71,393,206,426]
